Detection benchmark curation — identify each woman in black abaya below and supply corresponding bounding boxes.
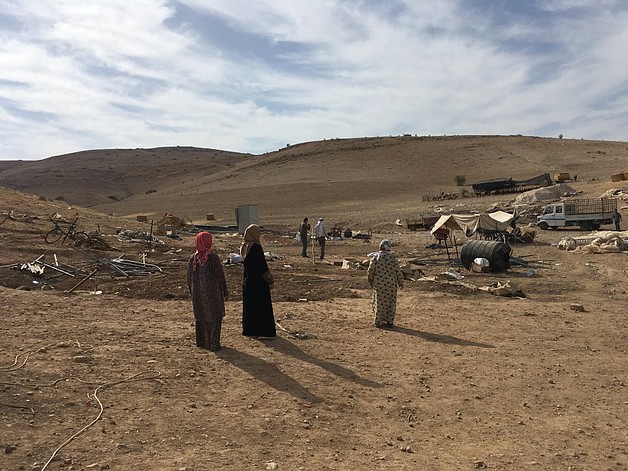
[240,224,276,338]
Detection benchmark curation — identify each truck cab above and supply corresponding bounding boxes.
[537,203,565,229]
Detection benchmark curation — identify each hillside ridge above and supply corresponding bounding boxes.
[1,135,626,225]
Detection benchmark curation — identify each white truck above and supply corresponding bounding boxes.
[537,198,617,231]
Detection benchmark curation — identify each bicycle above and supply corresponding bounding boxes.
[45,216,91,246]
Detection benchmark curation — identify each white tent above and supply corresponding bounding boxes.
[430,211,515,236]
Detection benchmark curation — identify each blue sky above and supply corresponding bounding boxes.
[0,0,627,161]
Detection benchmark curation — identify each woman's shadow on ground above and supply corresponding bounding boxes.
[264,336,381,389]
[216,336,381,403]
[390,326,495,348]
[217,346,324,403]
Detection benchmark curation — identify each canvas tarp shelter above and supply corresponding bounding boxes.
[472,173,552,195]
[430,211,515,236]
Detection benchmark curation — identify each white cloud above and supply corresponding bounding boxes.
[0,0,626,160]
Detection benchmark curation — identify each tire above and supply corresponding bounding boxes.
[45,227,64,244]
[538,222,549,230]
[591,222,601,230]
[581,222,592,231]
[72,232,90,247]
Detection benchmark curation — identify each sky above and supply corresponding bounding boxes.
[1,0,627,161]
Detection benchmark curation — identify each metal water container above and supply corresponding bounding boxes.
[235,205,259,234]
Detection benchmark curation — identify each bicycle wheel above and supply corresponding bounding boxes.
[72,231,90,247]
[45,227,64,244]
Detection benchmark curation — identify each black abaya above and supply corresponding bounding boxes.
[242,243,276,337]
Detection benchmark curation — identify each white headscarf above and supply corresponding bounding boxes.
[375,239,392,260]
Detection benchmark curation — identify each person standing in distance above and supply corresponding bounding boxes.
[299,217,310,257]
[314,217,327,260]
[611,210,622,231]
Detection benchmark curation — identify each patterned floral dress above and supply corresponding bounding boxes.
[367,250,403,326]
[187,252,228,351]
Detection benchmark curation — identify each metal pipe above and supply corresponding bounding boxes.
[66,269,98,294]
[38,262,76,277]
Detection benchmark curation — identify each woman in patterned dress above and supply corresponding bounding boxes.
[187,231,229,351]
[367,239,403,327]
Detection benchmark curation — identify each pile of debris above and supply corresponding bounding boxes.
[1,253,164,292]
[601,187,628,204]
[514,183,579,205]
[116,230,164,245]
[400,263,425,280]
[156,212,193,228]
[79,232,113,250]
[558,231,628,253]
[0,209,37,225]
[341,258,367,270]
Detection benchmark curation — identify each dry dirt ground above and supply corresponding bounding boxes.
[0,184,627,471]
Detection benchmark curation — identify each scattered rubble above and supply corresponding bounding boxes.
[558,231,628,253]
[341,258,367,270]
[479,280,525,297]
[0,209,38,225]
[400,263,424,280]
[514,184,579,205]
[155,212,191,228]
[601,187,628,201]
[0,253,164,292]
[116,230,164,245]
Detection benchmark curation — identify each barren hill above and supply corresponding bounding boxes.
[1,135,626,226]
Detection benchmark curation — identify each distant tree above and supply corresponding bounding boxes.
[559,134,563,139]
[454,175,466,186]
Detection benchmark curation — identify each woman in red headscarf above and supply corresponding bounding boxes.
[187,231,229,351]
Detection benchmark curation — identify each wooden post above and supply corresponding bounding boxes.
[311,227,315,264]
[149,220,154,249]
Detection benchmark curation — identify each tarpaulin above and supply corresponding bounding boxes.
[430,211,514,236]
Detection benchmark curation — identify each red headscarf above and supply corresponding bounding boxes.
[193,231,213,270]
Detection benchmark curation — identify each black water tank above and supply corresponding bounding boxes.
[460,240,511,272]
